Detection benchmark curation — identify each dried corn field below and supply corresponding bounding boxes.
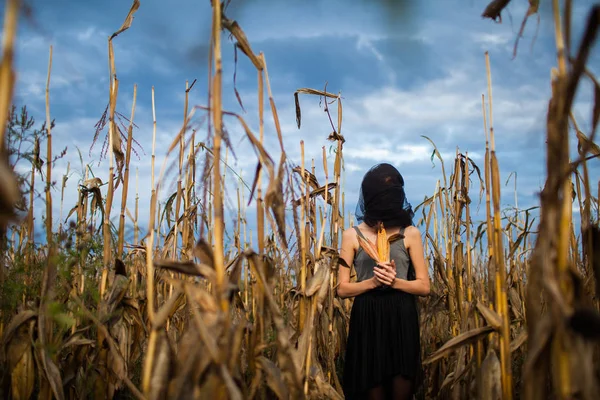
[0,0,599,399]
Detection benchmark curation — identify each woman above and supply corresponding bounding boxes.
[337,163,430,400]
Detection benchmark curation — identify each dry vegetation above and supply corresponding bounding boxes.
[0,0,599,399]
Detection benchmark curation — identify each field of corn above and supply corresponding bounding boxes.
[0,0,599,399]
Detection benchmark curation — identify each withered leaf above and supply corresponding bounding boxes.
[304,260,329,297]
[257,356,289,399]
[193,238,215,268]
[154,259,214,279]
[110,0,140,39]
[510,328,528,352]
[481,0,512,22]
[424,325,494,365]
[294,91,302,129]
[265,154,288,249]
[153,287,184,330]
[476,301,503,330]
[513,0,540,59]
[221,364,244,400]
[2,310,37,347]
[39,349,65,400]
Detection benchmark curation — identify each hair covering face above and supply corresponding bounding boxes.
[355,163,414,228]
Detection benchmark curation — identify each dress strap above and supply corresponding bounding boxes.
[352,226,368,241]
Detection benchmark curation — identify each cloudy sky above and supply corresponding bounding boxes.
[7,0,600,245]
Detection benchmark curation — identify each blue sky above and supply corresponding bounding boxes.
[6,0,600,245]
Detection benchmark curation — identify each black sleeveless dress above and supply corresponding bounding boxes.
[342,226,422,399]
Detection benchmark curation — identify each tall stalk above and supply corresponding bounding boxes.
[486,51,512,400]
[117,85,137,256]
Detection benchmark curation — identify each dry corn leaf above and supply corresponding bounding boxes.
[154,259,214,279]
[265,154,288,249]
[110,0,140,39]
[508,287,524,320]
[257,356,289,399]
[476,301,503,330]
[2,310,37,347]
[356,234,380,262]
[304,260,329,297]
[424,325,494,365]
[153,287,184,330]
[38,349,65,400]
[220,364,243,400]
[510,328,528,352]
[356,225,396,264]
[482,0,511,22]
[221,13,263,70]
[312,372,343,400]
[193,238,215,268]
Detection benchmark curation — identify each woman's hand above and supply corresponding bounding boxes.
[374,260,397,286]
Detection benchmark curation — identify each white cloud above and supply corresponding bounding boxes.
[76,26,98,42]
[472,33,512,46]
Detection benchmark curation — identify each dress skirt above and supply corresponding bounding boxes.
[342,288,422,399]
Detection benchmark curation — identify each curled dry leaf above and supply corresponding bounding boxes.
[220,364,243,400]
[265,154,288,249]
[304,260,329,297]
[424,325,494,365]
[508,287,524,320]
[312,372,344,400]
[83,177,103,188]
[154,259,215,279]
[257,356,289,399]
[356,234,380,263]
[152,287,184,330]
[476,301,503,330]
[356,225,396,264]
[481,0,512,22]
[193,238,215,268]
[1,310,37,347]
[510,328,528,352]
[38,349,66,400]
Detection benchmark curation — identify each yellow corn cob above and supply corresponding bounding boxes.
[377,223,389,263]
[356,223,390,264]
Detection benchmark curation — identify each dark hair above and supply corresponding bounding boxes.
[355,163,414,229]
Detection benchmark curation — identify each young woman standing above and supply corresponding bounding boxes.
[337,163,430,400]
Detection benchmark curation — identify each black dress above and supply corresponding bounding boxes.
[342,226,422,399]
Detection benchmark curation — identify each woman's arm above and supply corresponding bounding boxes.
[394,226,430,296]
[374,226,430,296]
[337,228,381,298]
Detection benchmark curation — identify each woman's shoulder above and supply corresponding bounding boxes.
[342,225,359,239]
[403,225,422,241]
[342,224,368,244]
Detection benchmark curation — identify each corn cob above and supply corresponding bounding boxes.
[356,223,389,263]
[377,223,389,263]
